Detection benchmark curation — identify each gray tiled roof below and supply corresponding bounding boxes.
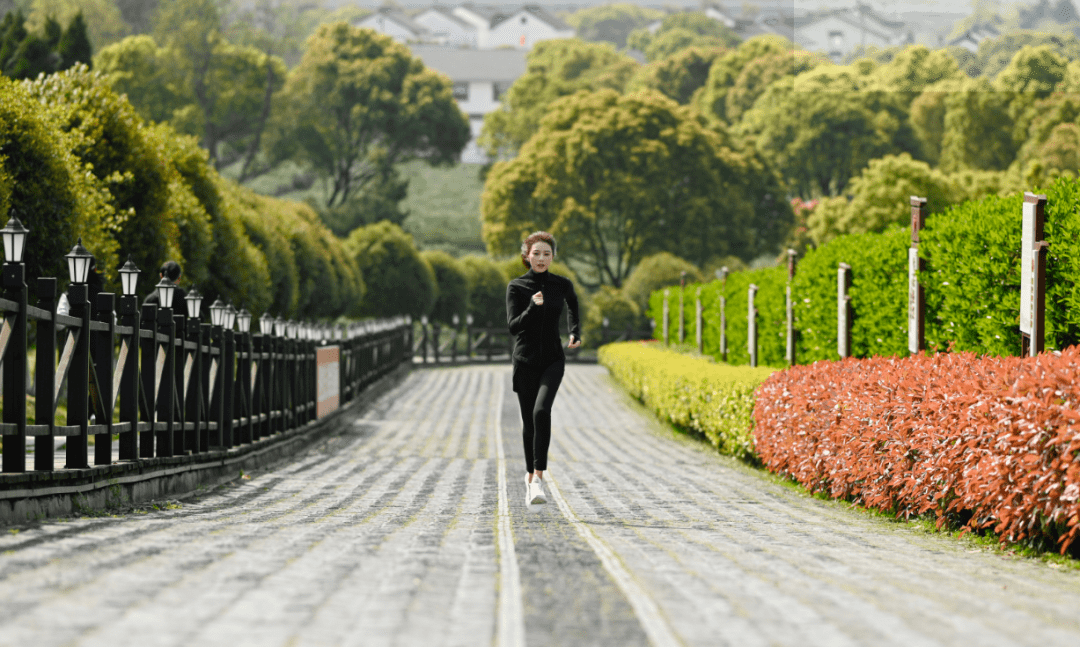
[410,45,528,81]
[489,5,572,31]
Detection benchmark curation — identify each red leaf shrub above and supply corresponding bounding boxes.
[753,347,1080,553]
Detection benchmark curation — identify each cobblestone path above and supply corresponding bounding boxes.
[2,364,1080,647]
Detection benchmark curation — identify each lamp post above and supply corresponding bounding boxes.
[150,276,179,457]
[116,256,141,461]
[235,308,253,444]
[64,239,94,468]
[1,215,28,472]
[183,287,205,453]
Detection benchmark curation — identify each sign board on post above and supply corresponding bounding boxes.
[1020,192,1048,355]
[316,345,340,418]
[717,267,728,362]
[695,288,703,354]
[785,249,796,366]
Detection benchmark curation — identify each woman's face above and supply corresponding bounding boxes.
[528,241,553,273]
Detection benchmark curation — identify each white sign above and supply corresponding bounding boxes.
[908,247,919,354]
[785,284,794,363]
[1019,200,1036,335]
[748,285,757,365]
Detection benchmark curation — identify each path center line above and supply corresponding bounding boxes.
[546,475,684,647]
[495,376,526,647]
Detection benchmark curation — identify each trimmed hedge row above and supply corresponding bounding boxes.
[753,348,1080,553]
[650,175,1080,363]
[597,342,775,461]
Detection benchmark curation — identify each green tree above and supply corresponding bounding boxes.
[1014,93,1080,173]
[0,75,114,282]
[621,252,702,312]
[270,23,469,208]
[938,78,1017,172]
[26,64,176,282]
[483,89,789,287]
[116,0,158,36]
[345,221,435,318]
[27,0,126,50]
[479,38,637,157]
[695,34,795,124]
[963,31,1080,79]
[626,46,725,105]
[564,3,663,49]
[583,286,640,348]
[118,0,289,173]
[628,11,739,61]
[806,154,952,246]
[317,166,409,237]
[422,250,468,325]
[459,255,507,328]
[57,10,91,69]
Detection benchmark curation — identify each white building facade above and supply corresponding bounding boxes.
[413,7,478,47]
[409,46,527,163]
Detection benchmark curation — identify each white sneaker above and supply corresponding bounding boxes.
[524,473,532,505]
[529,478,547,505]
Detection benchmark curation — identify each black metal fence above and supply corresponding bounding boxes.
[0,269,410,474]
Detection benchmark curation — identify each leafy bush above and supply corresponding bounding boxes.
[346,221,434,319]
[423,250,468,325]
[599,342,775,460]
[583,286,640,348]
[459,255,507,328]
[623,252,702,312]
[753,347,1080,553]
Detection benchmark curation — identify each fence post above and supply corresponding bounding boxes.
[433,321,441,364]
[156,306,176,458]
[662,289,670,345]
[716,267,728,362]
[908,197,927,355]
[838,263,852,359]
[748,284,758,367]
[451,315,459,363]
[66,282,91,469]
[786,249,797,366]
[465,315,473,360]
[1020,192,1049,357]
[695,288,703,354]
[172,314,187,456]
[92,293,116,465]
[139,304,157,457]
[1,257,28,472]
[602,317,609,346]
[678,271,686,344]
[34,278,57,471]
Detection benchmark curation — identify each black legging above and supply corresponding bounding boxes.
[514,360,565,473]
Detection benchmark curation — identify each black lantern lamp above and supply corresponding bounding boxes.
[65,238,94,284]
[259,312,274,335]
[286,319,297,339]
[154,276,176,309]
[237,308,252,334]
[185,287,203,320]
[119,256,140,296]
[1,215,29,265]
[209,298,227,327]
[223,304,237,331]
[452,314,459,327]
[274,316,286,337]
[466,314,474,326]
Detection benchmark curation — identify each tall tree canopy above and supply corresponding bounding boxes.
[627,11,740,62]
[269,23,469,208]
[564,3,663,49]
[482,89,790,288]
[480,38,637,157]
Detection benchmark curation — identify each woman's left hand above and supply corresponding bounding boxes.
[567,335,582,349]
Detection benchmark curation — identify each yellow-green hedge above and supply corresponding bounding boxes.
[598,342,776,461]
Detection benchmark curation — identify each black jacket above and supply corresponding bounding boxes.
[506,269,580,367]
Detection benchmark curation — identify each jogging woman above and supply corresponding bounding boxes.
[506,231,581,505]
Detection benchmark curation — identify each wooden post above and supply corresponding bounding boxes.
[34,278,57,471]
[186,318,204,451]
[663,289,670,345]
[838,263,852,359]
[678,271,686,344]
[433,322,441,364]
[786,249,797,366]
[695,287,703,354]
[156,306,175,458]
[718,267,728,362]
[1020,192,1048,357]
[92,293,116,465]
[908,197,927,355]
[748,284,758,367]
[1,260,28,472]
[66,283,90,469]
[139,304,157,458]
[171,314,186,456]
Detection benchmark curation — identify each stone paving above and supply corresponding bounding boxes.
[2,364,1080,647]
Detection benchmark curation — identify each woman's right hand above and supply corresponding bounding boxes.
[531,291,544,306]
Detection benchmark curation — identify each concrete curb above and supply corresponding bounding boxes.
[0,364,411,525]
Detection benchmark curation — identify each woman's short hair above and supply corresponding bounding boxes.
[520,231,556,268]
